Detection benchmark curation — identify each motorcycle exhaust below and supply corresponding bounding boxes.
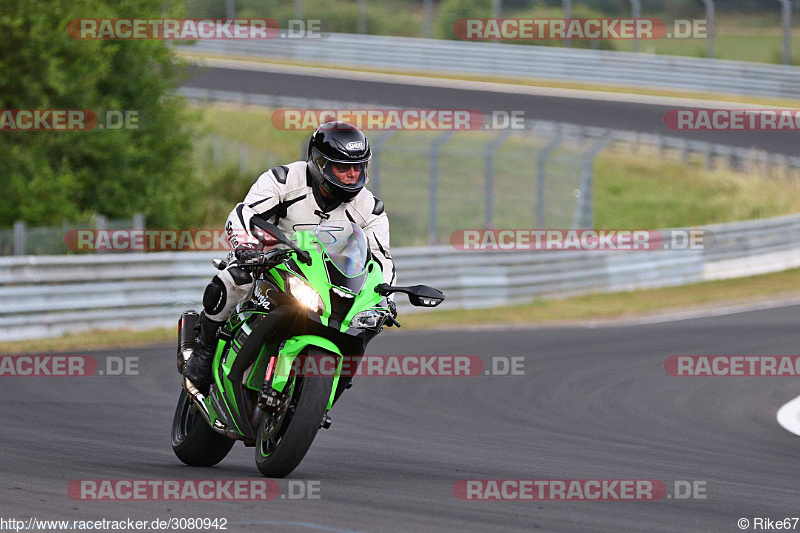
[183,377,243,441]
[177,310,199,375]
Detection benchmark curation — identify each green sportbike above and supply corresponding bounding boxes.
[171,219,444,477]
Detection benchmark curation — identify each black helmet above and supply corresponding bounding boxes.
[307,121,371,203]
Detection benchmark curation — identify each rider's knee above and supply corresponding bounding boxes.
[202,276,228,316]
[204,266,255,322]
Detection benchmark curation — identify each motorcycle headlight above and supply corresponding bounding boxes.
[287,274,324,314]
[350,310,384,329]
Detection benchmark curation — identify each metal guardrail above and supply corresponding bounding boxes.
[181,34,800,99]
[2,213,799,341]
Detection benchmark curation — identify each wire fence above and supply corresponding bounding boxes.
[195,134,279,177]
[0,216,144,256]
[312,125,592,246]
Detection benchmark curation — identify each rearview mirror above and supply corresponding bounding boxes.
[249,219,287,248]
[407,285,445,307]
[250,218,312,265]
[376,284,445,307]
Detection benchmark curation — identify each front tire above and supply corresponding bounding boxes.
[171,389,235,466]
[255,348,336,478]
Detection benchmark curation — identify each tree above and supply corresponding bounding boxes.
[0,0,198,228]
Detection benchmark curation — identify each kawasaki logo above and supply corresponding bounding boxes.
[345,141,364,151]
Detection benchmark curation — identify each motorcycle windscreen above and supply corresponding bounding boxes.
[314,221,369,293]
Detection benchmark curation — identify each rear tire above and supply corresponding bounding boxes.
[255,348,336,478]
[171,389,235,467]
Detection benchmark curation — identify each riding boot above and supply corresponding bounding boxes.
[183,312,224,395]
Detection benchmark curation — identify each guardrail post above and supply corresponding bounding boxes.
[429,131,455,245]
[213,135,221,165]
[370,130,397,198]
[572,134,610,229]
[628,0,641,53]
[704,144,713,170]
[95,215,107,254]
[490,0,502,42]
[294,0,303,19]
[133,213,145,230]
[563,0,572,48]
[239,144,248,175]
[779,0,792,65]
[358,0,367,34]
[484,130,511,230]
[729,150,741,172]
[536,126,562,229]
[423,0,433,38]
[699,0,715,58]
[133,213,145,254]
[13,221,25,256]
[226,0,235,18]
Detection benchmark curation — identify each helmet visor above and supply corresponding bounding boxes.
[314,155,369,191]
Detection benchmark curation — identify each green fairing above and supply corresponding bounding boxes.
[271,335,343,410]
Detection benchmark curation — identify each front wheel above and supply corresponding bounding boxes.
[255,348,336,478]
[171,389,235,466]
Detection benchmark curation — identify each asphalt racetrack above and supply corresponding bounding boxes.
[182,63,800,156]
[2,304,799,532]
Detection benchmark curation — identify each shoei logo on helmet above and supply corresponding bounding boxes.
[345,141,364,151]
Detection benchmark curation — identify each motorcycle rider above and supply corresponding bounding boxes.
[184,121,396,393]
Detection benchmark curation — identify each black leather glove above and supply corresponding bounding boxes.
[385,299,401,327]
[234,245,260,265]
[235,247,291,268]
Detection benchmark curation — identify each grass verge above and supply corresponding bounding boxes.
[0,328,175,355]
[398,268,800,329]
[2,268,798,354]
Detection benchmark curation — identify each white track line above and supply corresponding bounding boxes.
[777,395,800,436]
